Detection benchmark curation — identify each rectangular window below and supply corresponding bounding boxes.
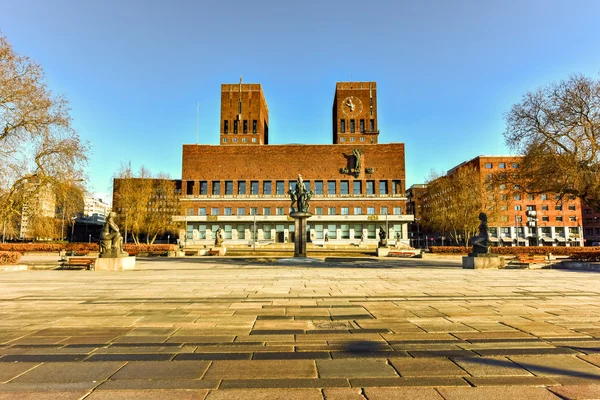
[237,207,245,216]
[555,205,562,211]
[223,120,229,134]
[223,138,228,143]
[499,163,506,169]
[379,181,388,194]
[314,224,323,239]
[350,136,355,142]
[360,119,365,133]
[327,225,337,239]
[541,194,548,200]
[186,208,194,216]
[238,224,246,239]
[341,224,350,239]
[568,205,576,211]
[365,180,374,195]
[243,120,248,134]
[315,207,323,215]
[485,163,492,169]
[252,120,257,133]
[556,216,563,222]
[233,137,238,143]
[341,207,349,215]
[289,180,297,192]
[212,181,221,195]
[327,181,336,195]
[303,180,310,191]
[569,216,577,222]
[186,181,194,195]
[393,207,402,215]
[328,207,336,215]
[340,119,345,133]
[224,207,232,216]
[276,207,284,215]
[354,207,362,215]
[367,207,375,215]
[233,120,238,134]
[263,181,272,195]
[354,224,362,239]
[512,163,519,168]
[514,194,521,200]
[381,206,388,215]
[251,181,259,194]
[263,207,271,216]
[238,181,246,195]
[515,205,522,211]
[370,119,374,132]
[340,181,349,195]
[263,224,272,239]
[199,181,208,195]
[541,205,549,211]
[276,181,285,195]
[252,137,257,142]
[367,224,376,239]
[198,207,206,216]
[516,216,522,223]
[198,224,206,239]
[314,181,323,195]
[392,180,402,195]
[542,216,549,222]
[211,207,219,216]
[353,181,362,195]
[225,181,233,195]
[527,194,534,200]
[250,207,258,215]
[350,119,355,133]
[360,137,365,142]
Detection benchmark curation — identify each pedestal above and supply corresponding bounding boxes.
[462,254,505,269]
[95,256,136,271]
[290,212,312,258]
[376,247,390,257]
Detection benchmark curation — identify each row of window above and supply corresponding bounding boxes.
[489,226,579,236]
[223,137,257,143]
[514,204,577,211]
[584,228,600,234]
[484,162,519,169]
[185,179,403,196]
[186,223,402,240]
[339,119,375,133]
[223,119,257,134]
[339,136,375,143]
[185,206,403,217]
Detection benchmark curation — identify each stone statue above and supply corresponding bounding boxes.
[353,148,363,175]
[378,226,387,248]
[214,227,224,247]
[99,212,128,258]
[471,212,489,254]
[289,174,314,213]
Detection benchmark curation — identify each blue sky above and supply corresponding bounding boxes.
[2,0,600,203]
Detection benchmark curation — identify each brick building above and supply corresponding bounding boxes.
[174,80,412,245]
[406,184,427,247]
[582,202,600,245]
[422,156,584,247]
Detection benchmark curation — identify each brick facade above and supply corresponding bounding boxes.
[332,82,378,144]
[220,80,268,145]
[422,155,584,247]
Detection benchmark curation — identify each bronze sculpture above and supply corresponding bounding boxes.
[471,212,489,254]
[288,174,314,213]
[99,212,128,258]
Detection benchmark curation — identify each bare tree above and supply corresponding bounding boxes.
[423,166,504,246]
[112,165,178,245]
[504,74,600,211]
[0,31,89,233]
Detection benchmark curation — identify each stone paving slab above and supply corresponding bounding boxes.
[2,257,600,396]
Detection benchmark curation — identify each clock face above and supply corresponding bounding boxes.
[341,96,363,117]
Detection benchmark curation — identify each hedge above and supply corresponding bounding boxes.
[0,251,21,265]
[428,246,600,257]
[0,243,175,255]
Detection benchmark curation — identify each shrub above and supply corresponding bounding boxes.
[123,244,175,256]
[0,251,21,265]
[428,246,600,257]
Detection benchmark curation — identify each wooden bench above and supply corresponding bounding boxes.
[62,257,95,270]
[208,249,220,256]
[389,251,414,258]
[184,250,199,256]
[514,254,547,266]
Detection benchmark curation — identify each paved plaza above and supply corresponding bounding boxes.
[1,257,600,399]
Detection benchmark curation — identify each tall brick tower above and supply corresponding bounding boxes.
[332,82,379,144]
[220,77,269,145]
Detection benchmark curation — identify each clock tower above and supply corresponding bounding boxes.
[332,82,379,144]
